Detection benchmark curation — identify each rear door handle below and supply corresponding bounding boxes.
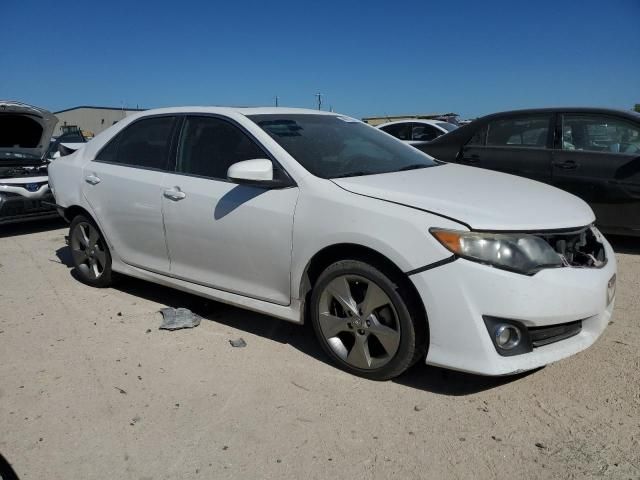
[85,174,101,185]
[163,188,186,201]
[553,160,578,170]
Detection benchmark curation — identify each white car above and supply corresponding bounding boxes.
[0,101,60,224]
[49,107,616,380]
[377,119,458,147]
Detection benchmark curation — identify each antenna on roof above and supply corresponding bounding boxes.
[315,92,323,111]
[274,95,279,107]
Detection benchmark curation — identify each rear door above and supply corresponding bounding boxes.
[552,113,640,232]
[82,115,177,273]
[458,114,554,184]
[161,115,299,305]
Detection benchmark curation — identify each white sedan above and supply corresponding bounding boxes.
[377,119,458,147]
[49,107,616,380]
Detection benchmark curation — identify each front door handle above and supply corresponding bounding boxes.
[85,174,101,185]
[461,154,479,164]
[553,160,578,170]
[163,188,186,201]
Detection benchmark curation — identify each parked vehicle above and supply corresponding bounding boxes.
[420,108,640,236]
[49,107,616,380]
[46,131,88,160]
[0,101,60,225]
[377,119,457,148]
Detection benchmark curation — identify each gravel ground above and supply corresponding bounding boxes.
[0,220,639,480]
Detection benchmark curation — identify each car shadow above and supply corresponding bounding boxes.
[214,185,266,220]
[393,362,540,396]
[0,452,20,480]
[607,234,640,255]
[0,217,66,238]
[55,245,535,395]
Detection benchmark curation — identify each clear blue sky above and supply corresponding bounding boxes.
[2,0,639,119]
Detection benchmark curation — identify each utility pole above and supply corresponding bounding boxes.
[315,92,323,111]
[274,95,279,107]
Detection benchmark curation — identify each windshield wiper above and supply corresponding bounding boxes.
[398,163,428,171]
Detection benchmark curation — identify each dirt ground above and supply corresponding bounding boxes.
[0,219,638,480]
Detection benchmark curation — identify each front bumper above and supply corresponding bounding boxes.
[410,238,617,376]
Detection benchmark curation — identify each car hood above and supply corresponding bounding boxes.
[0,101,58,160]
[331,163,595,231]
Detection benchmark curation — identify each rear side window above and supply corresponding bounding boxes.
[411,123,441,141]
[380,123,411,141]
[96,116,176,169]
[176,116,267,180]
[486,115,551,147]
[562,114,640,154]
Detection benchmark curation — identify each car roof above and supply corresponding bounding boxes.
[478,107,640,121]
[127,106,341,117]
[376,119,451,128]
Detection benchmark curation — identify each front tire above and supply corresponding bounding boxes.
[310,260,424,380]
[69,215,113,287]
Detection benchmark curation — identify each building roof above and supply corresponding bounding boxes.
[54,105,146,114]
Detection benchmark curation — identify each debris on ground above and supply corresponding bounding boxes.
[159,308,202,330]
[114,386,127,395]
[229,338,247,348]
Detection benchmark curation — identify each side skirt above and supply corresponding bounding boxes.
[112,262,304,324]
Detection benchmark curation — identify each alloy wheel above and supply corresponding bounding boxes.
[317,274,401,370]
[70,221,107,280]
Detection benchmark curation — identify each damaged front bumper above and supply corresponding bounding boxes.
[0,181,58,224]
[411,233,617,376]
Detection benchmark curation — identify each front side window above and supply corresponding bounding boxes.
[380,123,411,141]
[411,123,441,141]
[176,116,267,179]
[486,115,551,148]
[249,114,438,179]
[97,116,176,169]
[467,126,487,146]
[562,114,640,154]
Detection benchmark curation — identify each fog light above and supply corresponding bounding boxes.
[607,274,616,306]
[494,325,521,350]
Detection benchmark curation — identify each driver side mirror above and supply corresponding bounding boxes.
[227,159,293,188]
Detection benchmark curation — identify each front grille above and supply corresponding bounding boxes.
[528,320,582,348]
[537,226,606,268]
[0,194,55,217]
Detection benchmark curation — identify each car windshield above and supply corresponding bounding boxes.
[248,114,439,178]
[436,122,458,132]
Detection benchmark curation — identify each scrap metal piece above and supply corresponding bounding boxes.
[159,307,202,330]
[229,338,247,348]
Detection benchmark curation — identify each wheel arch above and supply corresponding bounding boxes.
[298,243,429,341]
[62,204,94,223]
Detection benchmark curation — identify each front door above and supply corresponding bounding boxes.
[162,115,299,305]
[552,113,640,233]
[82,115,177,273]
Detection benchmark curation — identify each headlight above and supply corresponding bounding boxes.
[431,228,563,275]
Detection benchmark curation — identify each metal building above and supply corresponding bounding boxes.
[53,106,144,137]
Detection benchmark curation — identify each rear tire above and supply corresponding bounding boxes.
[310,259,425,380]
[69,215,113,288]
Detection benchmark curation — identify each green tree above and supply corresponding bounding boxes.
[634,104,640,113]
